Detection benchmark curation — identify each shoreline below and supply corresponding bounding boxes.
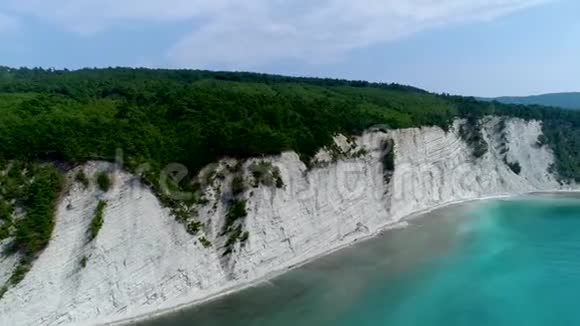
[107,190,579,326]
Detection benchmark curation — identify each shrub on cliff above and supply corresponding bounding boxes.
[459,117,488,159]
[226,199,247,229]
[75,170,90,188]
[536,134,548,147]
[382,139,395,172]
[186,220,202,235]
[221,198,251,254]
[505,159,522,175]
[8,263,30,285]
[272,167,284,188]
[382,139,396,183]
[96,172,111,192]
[14,165,64,257]
[0,200,13,221]
[88,200,107,241]
[0,223,10,241]
[79,256,88,269]
[249,161,284,188]
[231,175,246,196]
[199,237,212,248]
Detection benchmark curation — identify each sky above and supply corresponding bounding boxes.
[0,0,578,97]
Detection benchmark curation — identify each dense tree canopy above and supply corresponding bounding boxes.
[0,66,578,184]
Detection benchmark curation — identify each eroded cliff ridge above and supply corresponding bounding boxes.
[0,117,572,326]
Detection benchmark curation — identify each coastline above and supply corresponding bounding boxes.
[107,190,579,326]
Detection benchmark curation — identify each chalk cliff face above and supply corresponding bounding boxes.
[0,117,569,326]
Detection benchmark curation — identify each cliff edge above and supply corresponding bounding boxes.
[0,117,571,326]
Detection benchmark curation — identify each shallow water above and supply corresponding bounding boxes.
[139,194,580,326]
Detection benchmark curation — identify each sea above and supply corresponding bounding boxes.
[139,193,580,326]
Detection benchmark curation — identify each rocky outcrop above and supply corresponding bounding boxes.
[0,117,570,326]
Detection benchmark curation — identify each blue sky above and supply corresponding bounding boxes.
[0,0,578,97]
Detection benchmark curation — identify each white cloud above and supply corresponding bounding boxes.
[3,0,231,34]
[168,0,554,67]
[3,0,553,66]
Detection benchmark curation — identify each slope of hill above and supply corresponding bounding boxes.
[483,92,580,110]
[0,67,578,325]
[0,117,570,326]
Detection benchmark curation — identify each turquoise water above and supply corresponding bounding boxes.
[140,194,580,326]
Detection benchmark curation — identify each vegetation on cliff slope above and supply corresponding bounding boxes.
[96,172,111,192]
[0,162,63,294]
[0,67,578,280]
[0,163,64,257]
[88,200,107,241]
[0,67,578,185]
[448,95,580,182]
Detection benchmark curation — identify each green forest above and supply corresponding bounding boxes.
[0,67,578,280]
[0,66,578,182]
[0,66,578,197]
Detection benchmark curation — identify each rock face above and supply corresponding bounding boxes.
[0,118,570,326]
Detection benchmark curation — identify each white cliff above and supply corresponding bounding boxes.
[0,117,570,326]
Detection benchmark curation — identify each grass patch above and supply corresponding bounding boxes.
[249,161,283,188]
[225,199,247,231]
[88,200,107,241]
[75,170,90,189]
[225,225,243,248]
[186,220,202,235]
[173,206,192,223]
[9,262,31,286]
[250,161,274,187]
[199,236,212,248]
[221,199,249,255]
[0,163,63,294]
[14,166,63,257]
